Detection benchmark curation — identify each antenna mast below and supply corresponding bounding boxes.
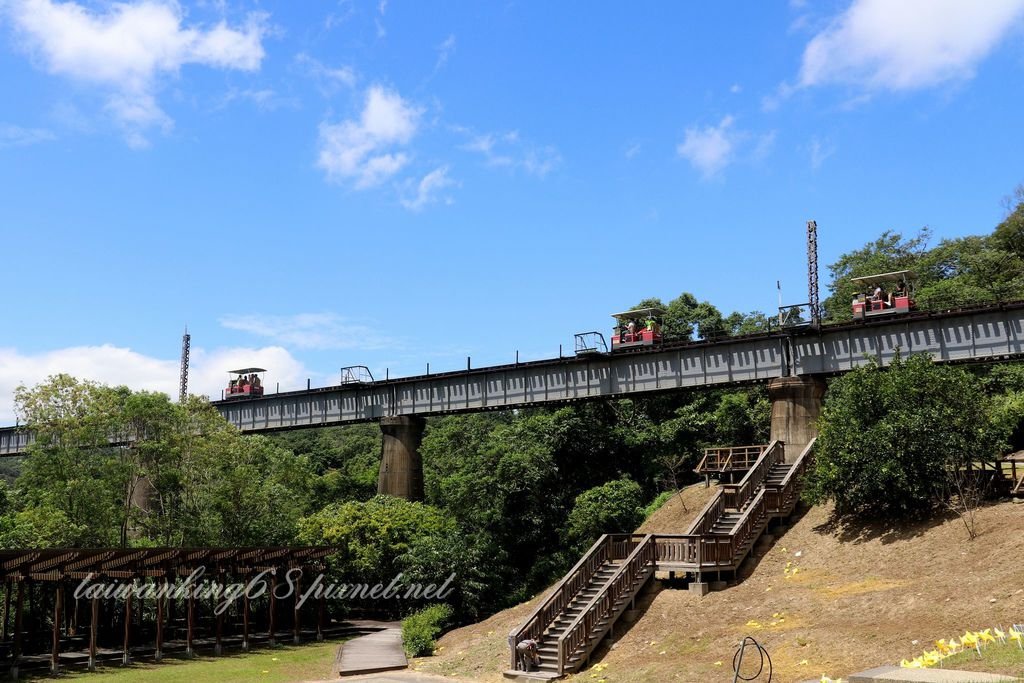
[807,220,820,329]
[179,327,191,403]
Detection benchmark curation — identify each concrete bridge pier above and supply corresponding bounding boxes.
[377,416,426,500]
[767,376,826,461]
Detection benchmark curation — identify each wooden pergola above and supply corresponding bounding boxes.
[0,547,335,677]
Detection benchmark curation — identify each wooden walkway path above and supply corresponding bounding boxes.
[337,622,407,677]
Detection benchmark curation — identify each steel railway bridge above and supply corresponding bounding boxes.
[3,301,1024,497]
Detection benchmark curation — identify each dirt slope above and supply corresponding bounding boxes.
[415,497,1024,683]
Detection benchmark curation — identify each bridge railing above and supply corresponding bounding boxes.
[722,440,782,511]
[555,534,655,675]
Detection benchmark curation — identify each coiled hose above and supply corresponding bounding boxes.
[732,635,772,682]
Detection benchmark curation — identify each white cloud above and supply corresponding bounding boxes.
[729,83,742,94]
[217,87,295,112]
[809,136,837,169]
[624,142,641,159]
[798,0,1024,91]
[0,344,310,423]
[0,123,56,148]
[401,165,456,211]
[6,0,266,146]
[317,85,421,188]
[220,312,401,351]
[458,127,561,177]
[295,52,356,94]
[676,115,738,178]
[435,34,456,71]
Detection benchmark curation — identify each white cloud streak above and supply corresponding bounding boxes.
[5,0,267,146]
[435,34,456,72]
[316,85,421,188]
[0,123,56,148]
[809,136,837,170]
[220,312,401,351]
[798,0,1024,91]
[401,165,456,211]
[295,52,356,94]
[458,128,561,178]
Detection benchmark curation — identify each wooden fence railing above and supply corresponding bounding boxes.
[722,440,782,510]
[555,535,655,674]
[508,534,610,668]
[765,438,815,516]
[695,444,767,474]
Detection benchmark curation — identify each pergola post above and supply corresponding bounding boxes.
[242,588,250,652]
[69,584,78,636]
[122,584,132,666]
[292,571,301,645]
[186,591,195,658]
[268,573,277,646]
[11,580,24,681]
[155,582,165,662]
[50,583,63,674]
[317,593,325,642]
[211,593,222,655]
[88,596,98,672]
[1,579,9,642]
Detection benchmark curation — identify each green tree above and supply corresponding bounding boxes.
[804,354,999,519]
[565,478,644,547]
[298,495,454,590]
[822,229,931,322]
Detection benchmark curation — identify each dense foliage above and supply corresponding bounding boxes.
[804,355,1003,519]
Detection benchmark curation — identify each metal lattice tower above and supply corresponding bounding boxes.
[179,328,190,404]
[807,220,820,328]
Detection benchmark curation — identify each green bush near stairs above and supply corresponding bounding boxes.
[402,603,454,657]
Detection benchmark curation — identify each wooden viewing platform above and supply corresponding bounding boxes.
[694,444,768,485]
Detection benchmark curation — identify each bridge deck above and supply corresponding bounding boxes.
[3,302,1024,455]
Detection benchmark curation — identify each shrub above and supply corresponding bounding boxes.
[804,354,1000,520]
[402,603,453,657]
[642,490,675,519]
[566,478,644,546]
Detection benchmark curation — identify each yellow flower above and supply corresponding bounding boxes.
[714,661,723,666]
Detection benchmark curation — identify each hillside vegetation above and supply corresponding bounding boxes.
[414,498,1024,682]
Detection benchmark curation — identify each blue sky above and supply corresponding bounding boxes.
[2,0,1024,421]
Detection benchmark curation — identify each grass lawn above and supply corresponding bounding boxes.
[938,642,1024,679]
[25,640,345,683]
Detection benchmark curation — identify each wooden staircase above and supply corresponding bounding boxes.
[506,439,815,679]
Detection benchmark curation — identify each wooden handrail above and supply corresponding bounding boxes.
[722,440,782,510]
[695,444,767,473]
[555,535,655,674]
[765,437,815,516]
[726,488,767,562]
[683,490,725,536]
[508,534,609,668]
[777,438,815,489]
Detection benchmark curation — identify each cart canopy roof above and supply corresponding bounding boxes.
[611,307,665,320]
[850,270,916,287]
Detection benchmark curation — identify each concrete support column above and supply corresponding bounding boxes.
[767,375,826,461]
[377,416,426,500]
